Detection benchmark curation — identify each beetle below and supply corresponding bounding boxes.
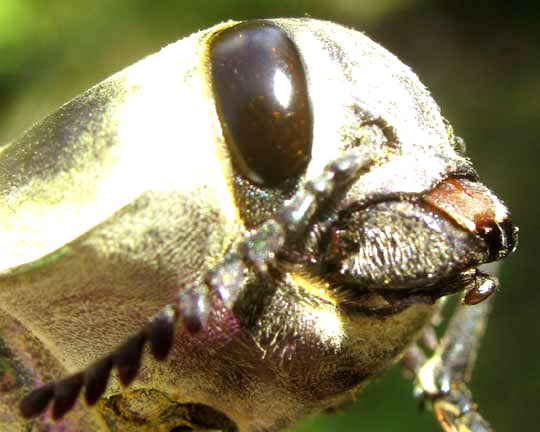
[0,18,517,431]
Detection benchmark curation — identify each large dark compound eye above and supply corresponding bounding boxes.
[210,21,313,186]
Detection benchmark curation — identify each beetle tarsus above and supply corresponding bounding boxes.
[414,294,494,432]
[433,381,494,432]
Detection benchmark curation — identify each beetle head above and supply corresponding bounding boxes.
[13,18,519,429]
[210,19,518,305]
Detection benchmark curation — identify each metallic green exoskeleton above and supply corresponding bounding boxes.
[0,19,517,432]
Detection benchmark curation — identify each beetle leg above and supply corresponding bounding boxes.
[402,343,427,380]
[415,289,495,432]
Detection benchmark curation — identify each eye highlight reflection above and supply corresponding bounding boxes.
[273,69,293,109]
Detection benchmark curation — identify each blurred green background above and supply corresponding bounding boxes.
[0,0,537,431]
